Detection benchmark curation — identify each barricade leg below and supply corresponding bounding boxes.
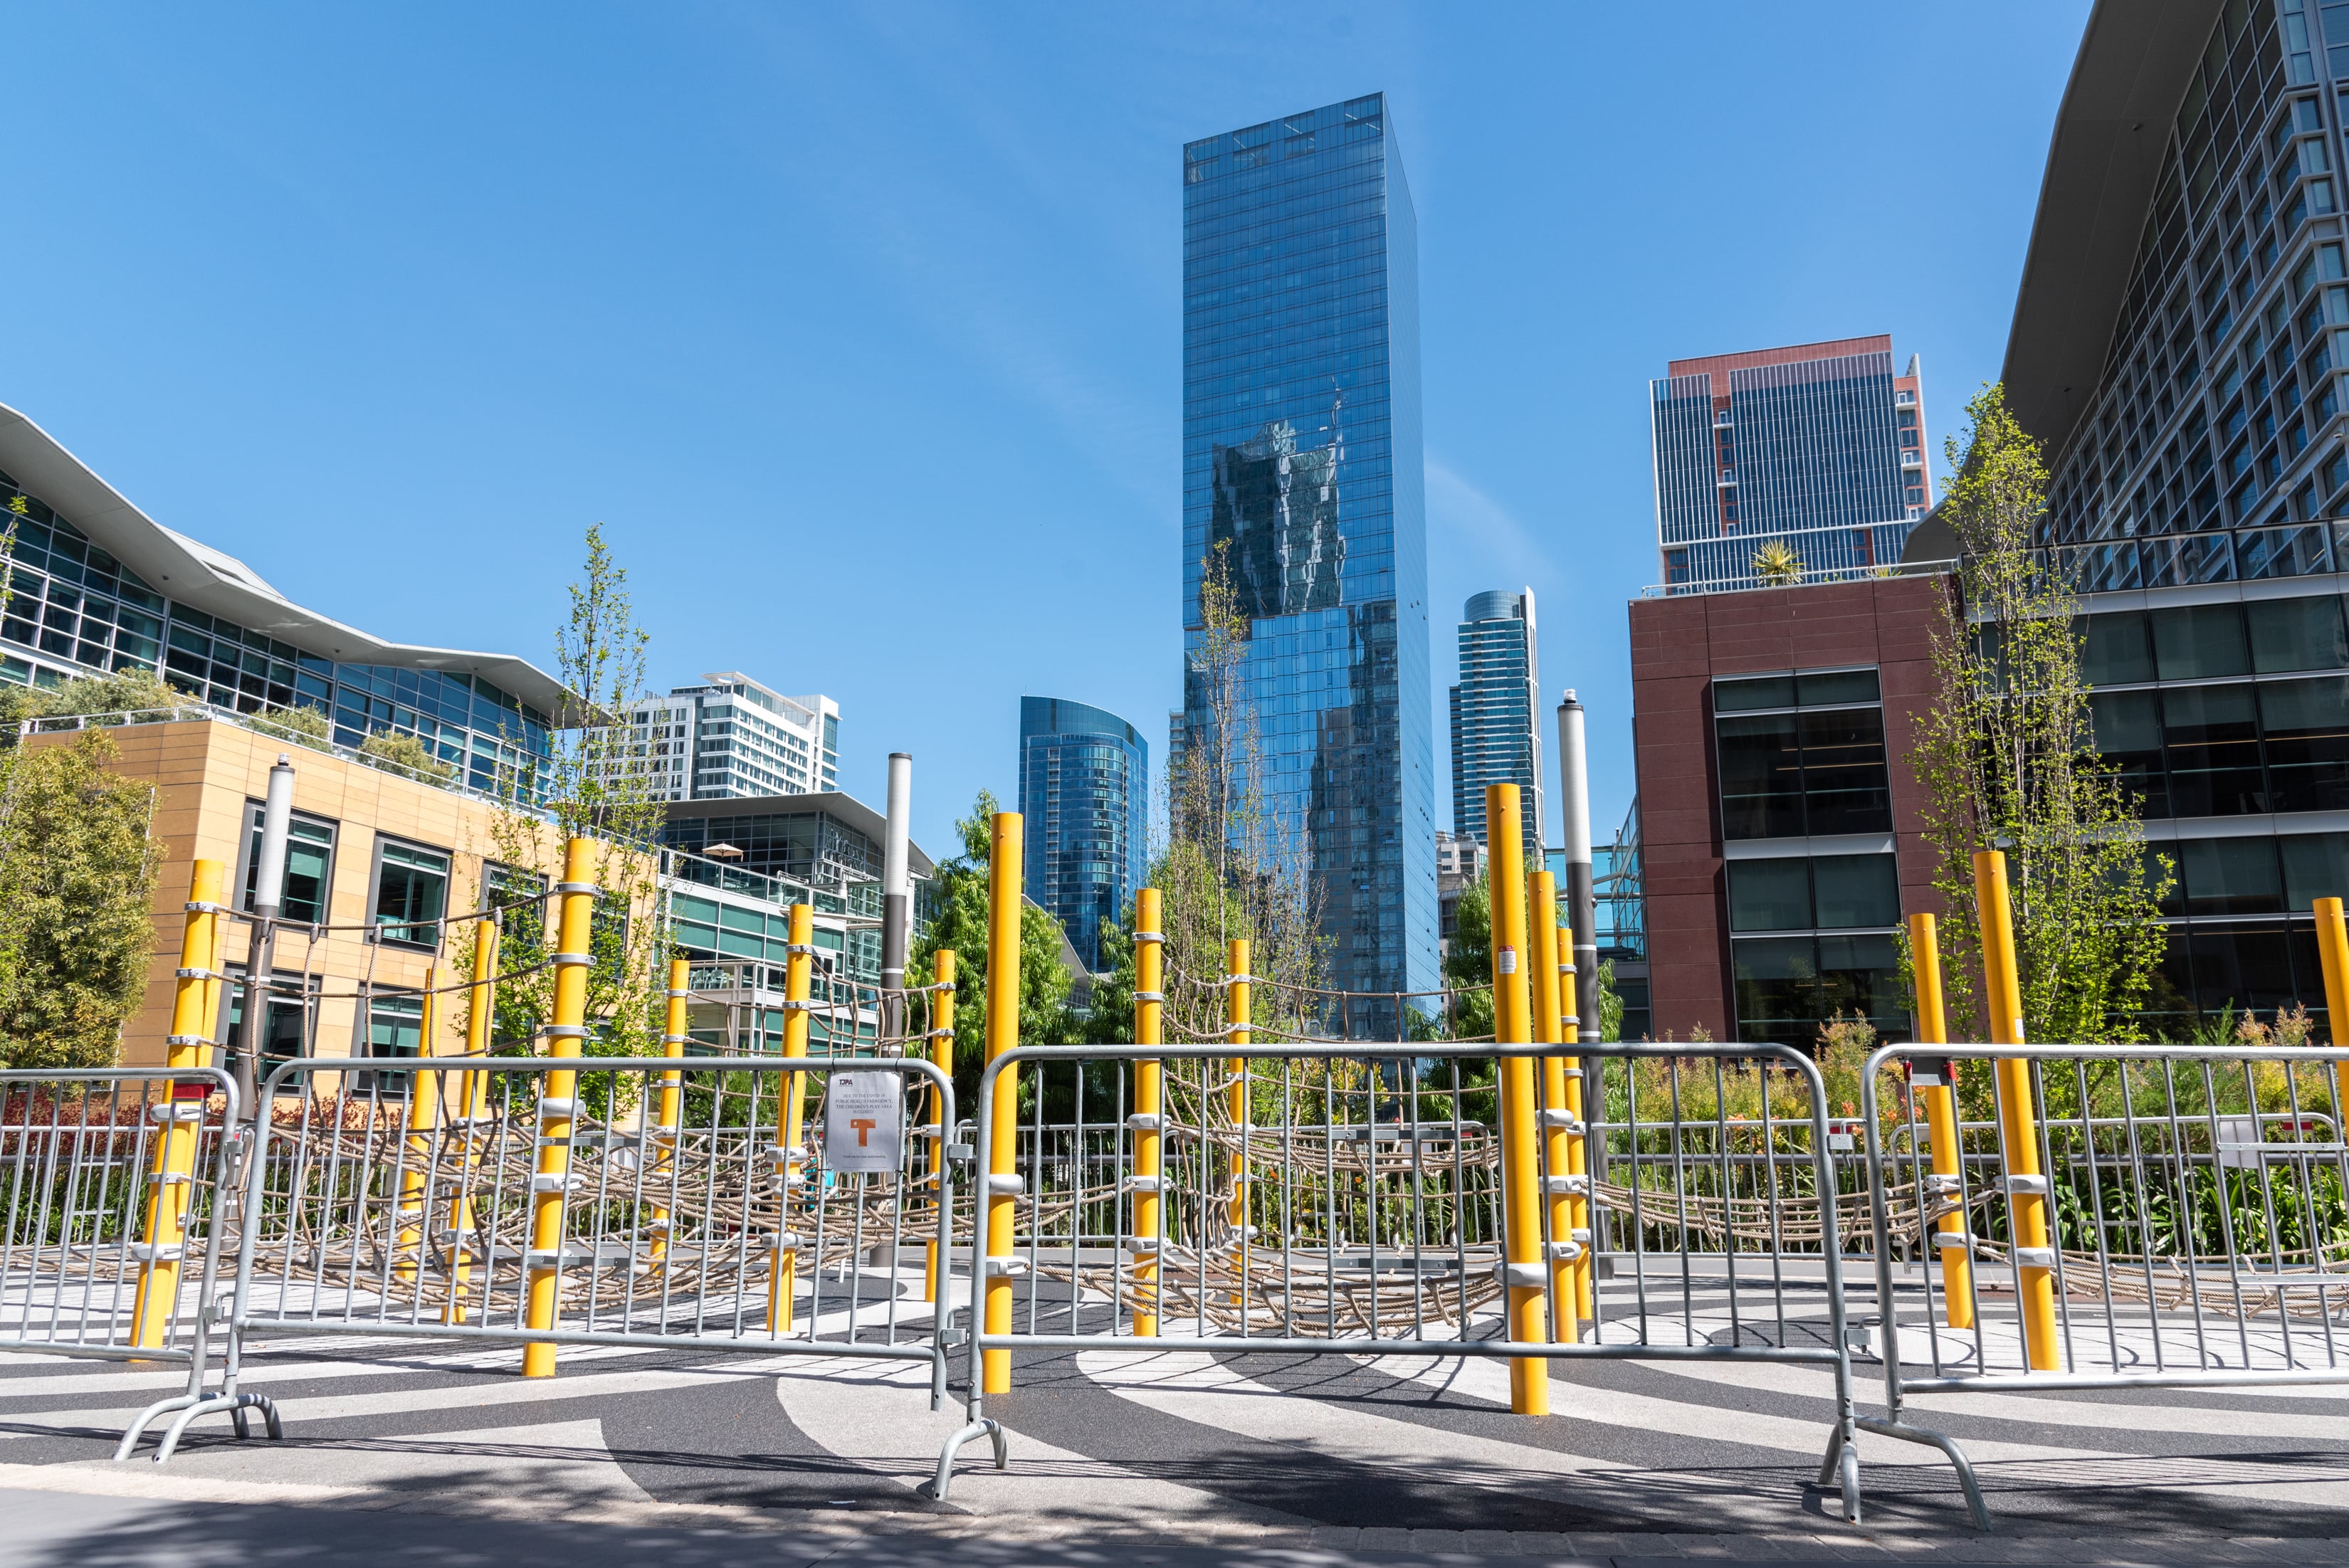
[131,861,226,1354]
[523,838,597,1379]
[1487,784,1547,1414]
[1974,851,2059,1372]
[1131,890,1164,1337]
[1908,913,1973,1330]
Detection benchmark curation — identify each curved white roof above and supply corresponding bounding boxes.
[0,401,578,722]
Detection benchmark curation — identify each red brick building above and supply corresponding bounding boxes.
[1629,574,1950,1046]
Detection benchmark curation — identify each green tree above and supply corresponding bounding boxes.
[0,731,163,1068]
[0,666,191,732]
[1912,384,2171,1043]
[910,789,1077,1105]
[1440,870,1496,1039]
[358,730,456,782]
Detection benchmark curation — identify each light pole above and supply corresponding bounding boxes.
[233,753,296,1117]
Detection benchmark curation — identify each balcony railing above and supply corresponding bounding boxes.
[1641,557,1959,598]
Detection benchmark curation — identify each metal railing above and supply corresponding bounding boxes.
[1641,557,1958,598]
[933,1038,1869,1523]
[1859,1041,2349,1531]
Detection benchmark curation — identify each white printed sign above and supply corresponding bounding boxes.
[822,1073,904,1174]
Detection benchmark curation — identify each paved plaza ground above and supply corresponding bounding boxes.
[4,1270,2348,1567]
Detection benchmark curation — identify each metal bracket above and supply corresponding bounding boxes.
[542,1024,588,1040]
[1125,1113,1162,1132]
[1494,1260,1545,1289]
[2012,1246,2059,1269]
[2005,1174,2051,1196]
[548,952,592,969]
[183,900,235,915]
[1131,991,1165,1004]
[984,1172,1026,1196]
[553,882,601,897]
[1130,931,1165,945]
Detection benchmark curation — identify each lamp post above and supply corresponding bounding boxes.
[233,754,296,1117]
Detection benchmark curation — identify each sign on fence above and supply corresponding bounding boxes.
[823,1072,905,1173]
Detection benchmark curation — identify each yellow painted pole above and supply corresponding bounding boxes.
[395,964,445,1286]
[1528,874,1577,1341]
[1908,913,1973,1330]
[1488,784,1548,1414]
[1555,925,1594,1333]
[1131,890,1164,1337]
[649,955,690,1270]
[981,812,1024,1395]
[2314,898,2349,1122]
[444,915,497,1323]
[923,948,956,1306]
[770,903,814,1334]
[1974,851,2058,1372]
[522,838,596,1379]
[131,859,226,1351]
[1226,937,1250,1244]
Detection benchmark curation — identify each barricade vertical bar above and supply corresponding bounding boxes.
[522,838,596,1379]
[395,964,445,1285]
[131,859,226,1352]
[1972,851,2059,1372]
[1226,938,1250,1248]
[445,912,497,1322]
[1132,890,1164,1337]
[924,948,955,1306]
[773,904,814,1333]
[1486,783,1548,1414]
[650,955,690,1270]
[1908,912,1972,1329]
[982,811,1022,1395]
[1529,873,1575,1340]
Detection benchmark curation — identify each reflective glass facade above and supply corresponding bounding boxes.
[0,468,552,789]
[1019,695,1148,972]
[1448,589,1541,853]
[1182,93,1437,1013]
[1652,340,1928,594]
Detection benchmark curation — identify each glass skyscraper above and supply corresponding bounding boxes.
[1651,337,1931,594]
[1019,696,1147,974]
[1449,589,1541,855]
[1181,93,1437,1014]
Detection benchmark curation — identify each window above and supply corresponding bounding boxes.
[2150,603,2251,678]
[372,841,449,947]
[2081,611,2156,684]
[354,991,426,1096]
[1713,670,1890,840]
[2259,676,2349,810]
[1727,853,1898,933]
[238,804,336,925]
[2162,685,2267,815]
[2251,595,2349,671]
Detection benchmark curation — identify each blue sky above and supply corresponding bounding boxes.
[6,3,2089,862]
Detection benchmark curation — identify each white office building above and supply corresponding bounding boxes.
[615,673,838,802]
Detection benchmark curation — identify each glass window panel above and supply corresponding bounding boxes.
[2260,675,2349,811]
[240,805,336,925]
[2081,611,2156,684]
[2093,689,2170,815]
[2162,684,2267,814]
[1732,936,1817,1048]
[1715,712,1804,839]
[1713,675,1795,713]
[1816,932,1905,1029]
[374,841,448,946]
[1796,707,1892,834]
[1726,858,1811,932]
[2180,836,2284,914]
[2152,603,2251,678]
[2282,831,2349,910]
[2188,922,2303,1016]
[1811,853,1901,929]
[2249,594,2349,670]
[1794,668,1881,707]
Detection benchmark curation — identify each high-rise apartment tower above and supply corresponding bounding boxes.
[610,673,838,803]
[1652,337,1931,594]
[1448,588,1542,855]
[1180,93,1438,1020]
[1019,696,1147,973]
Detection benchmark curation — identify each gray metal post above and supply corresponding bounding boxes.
[881,752,913,1043]
[233,754,295,1117]
[1555,690,1609,1272]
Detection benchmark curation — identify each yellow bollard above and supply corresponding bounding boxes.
[1131,890,1165,1337]
[444,916,498,1322]
[1487,784,1548,1414]
[981,813,1023,1395]
[395,965,445,1286]
[1555,925,1595,1333]
[522,838,597,1379]
[1226,938,1250,1246]
[649,955,690,1270]
[1974,851,2059,1372]
[2314,898,2349,1120]
[1908,913,1973,1330]
[770,904,814,1335]
[1528,872,1575,1340]
[923,948,956,1306]
[131,859,226,1352]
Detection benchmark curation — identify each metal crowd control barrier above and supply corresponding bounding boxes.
[122,1052,956,1460]
[1861,1040,2349,1530]
[933,1038,1869,1522]
[1,1067,280,1456]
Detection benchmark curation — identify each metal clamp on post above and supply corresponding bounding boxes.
[1538,1110,1585,1135]
[164,1034,212,1048]
[766,1233,804,1253]
[926,1027,955,1039]
[1131,991,1165,1004]
[982,1256,1030,1278]
[1125,1112,1162,1132]
[1130,931,1164,945]
[542,1024,589,1041]
[782,943,822,956]
[661,1033,691,1046]
[1120,1235,1162,1253]
[2011,1246,2058,1269]
[174,967,228,982]
[1122,1174,1164,1193]
[548,952,593,969]
[537,1096,577,1117]
[1933,1231,1975,1250]
[2005,1174,2050,1196]
[1542,1173,1591,1196]
[945,1142,974,1164]
[1545,1240,1585,1263]
[777,999,819,1012]
[1220,973,1259,986]
[984,1172,1025,1196]
[663,989,690,1000]
[183,900,235,915]
[1494,1260,1546,1290]
[552,882,601,897]
[127,1243,185,1264]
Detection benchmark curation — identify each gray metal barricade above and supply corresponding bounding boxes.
[1861,1041,2349,1530]
[934,1039,1869,1523]
[122,1052,957,1461]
